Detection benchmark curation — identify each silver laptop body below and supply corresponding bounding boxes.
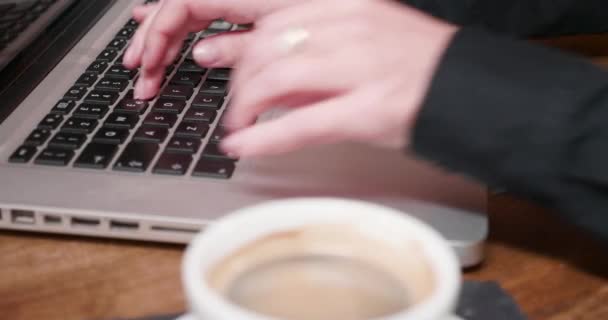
[0,0,488,267]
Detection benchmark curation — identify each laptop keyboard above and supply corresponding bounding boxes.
[8,1,238,179]
[0,0,57,51]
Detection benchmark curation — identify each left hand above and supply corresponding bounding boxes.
[216,0,458,157]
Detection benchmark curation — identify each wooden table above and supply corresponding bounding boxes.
[1,195,607,320]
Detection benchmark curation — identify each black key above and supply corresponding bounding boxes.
[133,126,169,143]
[192,159,235,179]
[192,93,224,110]
[73,104,109,119]
[93,127,129,145]
[75,73,98,87]
[115,27,135,39]
[9,146,37,163]
[97,49,118,62]
[50,99,76,115]
[200,80,228,95]
[61,117,98,134]
[115,98,148,114]
[152,99,186,114]
[170,72,202,86]
[107,37,127,50]
[24,129,51,146]
[125,18,138,28]
[165,64,175,75]
[104,113,139,129]
[210,126,227,142]
[74,143,118,169]
[207,68,231,81]
[38,114,63,129]
[174,122,209,139]
[48,132,87,150]
[85,90,119,105]
[178,60,207,73]
[202,143,238,161]
[35,148,74,166]
[143,112,177,128]
[64,86,88,100]
[161,85,193,100]
[113,142,158,172]
[106,64,137,79]
[165,137,200,154]
[153,153,192,176]
[86,60,109,74]
[183,109,216,123]
[96,77,128,92]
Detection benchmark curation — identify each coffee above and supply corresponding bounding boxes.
[207,225,435,320]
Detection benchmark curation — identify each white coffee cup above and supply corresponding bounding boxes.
[179,198,464,320]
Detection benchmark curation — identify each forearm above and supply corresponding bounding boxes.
[399,0,608,37]
[412,27,608,241]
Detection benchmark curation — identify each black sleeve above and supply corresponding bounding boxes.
[399,0,608,37]
[411,27,608,242]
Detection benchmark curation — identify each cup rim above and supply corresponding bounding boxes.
[182,197,461,320]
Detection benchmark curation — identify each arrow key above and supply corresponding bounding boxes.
[74,143,118,169]
[153,153,192,176]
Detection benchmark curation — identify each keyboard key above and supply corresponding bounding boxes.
[170,72,202,86]
[73,104,109,119]
[200,80,228,95]
[178,60,206,73]
[106,65,137,79]
[115,27,136,39]
[175,122,209,139]
[96,49,118,62]
[125,18,138,28]
[64,86,88,100]
[75,73,98,87]
[153,153,192,176]
[202,143,238,161]
[210,126,227,142]
[9,146,37,163]
[114,142,159,172]
[192,93,223,110]
[104,113,139,129]
[115,98,148,114]
[161,85,194,100]
[96,77,128,92]
[133,126,168,143]
[38,114,63,129]
[85,90,119,105]
[152,99,186,114]
[192,159,235,179]
[143,112,177,128]
[24,129,51,146]
[207,68,231,81]
[50,99,75,115]
[165,137,200,154]
[35,148,74,166]
[74,143,118,169]
[48,132,87,149]
[183,109,216,123]
[93,127,129,145]
[86,60,109,74]
[62,117,98,134]
[107,37,127,50]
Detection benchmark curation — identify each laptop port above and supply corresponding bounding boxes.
[109,220,139,231]
[11,210,35,224]
[71,217,100,228]
[150,225,199,234]
[43,215,62,225]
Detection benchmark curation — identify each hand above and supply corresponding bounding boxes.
[123,0,298,100]
[219,0,457,157]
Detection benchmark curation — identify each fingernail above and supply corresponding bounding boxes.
[134,79,145,100]
[193,44,219,64]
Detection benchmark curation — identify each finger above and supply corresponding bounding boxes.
[132,4,158,22]
[123,4,161,68]
[192,30,252,67]
[221,95,356,157]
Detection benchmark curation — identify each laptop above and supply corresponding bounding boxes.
[0,0,488,267]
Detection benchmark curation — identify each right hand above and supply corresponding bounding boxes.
[123,0,299,100]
